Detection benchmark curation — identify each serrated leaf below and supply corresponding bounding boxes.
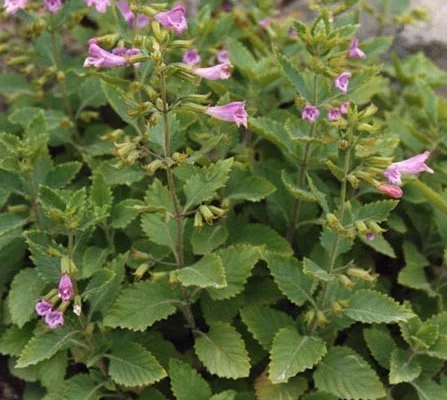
[0,212,29,237]
[281,170,316,202]
[207,246,260,300]
[141,213,180,256]
[255,373,308,400]
[144,178,174,214]
[411,378,447,400]
[0,323,34,356]
[307,175,329,214]
[363,326,396,369]
[17,328,81,368]
[191,224,228,255]
[169,359,211,400]
[45,162,82,188]
[90,171,112,214]
[303,258,333,282]
[269,326,327,383]
[81,246,108,279]
[345,290,413,324]
[278,55,310,100]
[314,346,386,400]
[104,281,179,331]
[110,199,143,229]
[264,253,315,306]
[64,373,104,400]
[26,111,47,139]
[427,335,447,359]
[107,341,166,387]
[357,200,398,222]
[8,269,45,327]
[241,305,294,350]
[303,392,338,400]
[39,185,66,212]
[177,253,226,289]
[183,159,233,211]
[398,265,435,296]
[389,349,421,384]
[195,322,250,379]
[225,170,276,202]
[210,391,237,400]
[226,39,258,78]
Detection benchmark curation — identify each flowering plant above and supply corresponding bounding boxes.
[0,0,446,399]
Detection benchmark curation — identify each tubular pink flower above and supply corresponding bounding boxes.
[349,38,366,59]
[216,49,229,64]
[183,49,201,66]
[85,0,110,13]
[334,72,352,93]
[35,300,52,316]
[302,105,320,123]
[383,151,434,186]
[340,101,349,114]
[377,184,403,199]
[58,274,73,302]
[44,310,64,329]
[259,17,271,29]
[4,0,27,14]
[155,5,188,35]
[206,101,248,128]
[328,108,341,122]
[44,0,62,12]
[84,43,129,68]
[194,63,231,80]
[117,1,149,28]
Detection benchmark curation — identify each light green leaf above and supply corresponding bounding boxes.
[104,281,179,331]
[210,391,237,400]
[345,290,414,324]
[45,162,82,188]
[0,324,34,356]
[110,199,143,229]
[360,234,396,258]
[255,374,308,400]
[314,346,386,400]
[411,378,447,400]
[90,171,112,214]
[389,349,421,384]
[108,341,166,387]
[303,258,333,282]
[191,224,228,255]
[64,373,104,400]
[303,392,338,400]
[225,170,276,202]
[177,253,226,289]
[278,55,310,100]
[141,213,180,256]
[269,326,327,383]
[195,322,250,379]
[81,246,109,279]
[144,178,174,214]
[169,359,211,400]
[0,212,29,237]
[363,326,396,369]
[281,171,316,202]
[357,200,398,222]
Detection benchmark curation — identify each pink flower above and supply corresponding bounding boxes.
[302,105,320,123]
[58,274,73,302]
[3,0,27,14]
[259,18,271,29]
[377,184,403,199]
[85,0,110,13]
[117,1,149,28]
[84,43,130,68]
[44,310,64,329]
[216,49,229,64]
[183,49,201,66]
[44,0,62,12]
[328,108,341,121]
[349,38,366,59]
[366,232,375,241]
[194,63,231,80]
[206,101,248,128]
[334,72,352,93]
[289,28,297,39]
[35,300,53,316]
[340,101,349,114]
[155,5,188,35]
[383,151,434,186]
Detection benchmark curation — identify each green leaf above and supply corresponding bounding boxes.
[363,326,396,369]
[303,258,333,282]
[278,55,310,100]
[0,72,32,95]
[389,349,421,384]
[76,77,107,117]
[255,374,308,400]
[81,246,109,279]
[39,185,66,212]
[17,328,81,368]
[303,392,337,400]
[110,199,143,229]
[45,162,82,188]
[104,281,179,331]
[240,305,294,350]
[90,171,112,214]
[191,224,228,255]
[411,378,447,400]
[195,322,250,379]
[314,346,386,400]
[357,200,398,222]
[207,245,260,300]
[225,170,276,202]
[345,290,414,324]
[8,269,45,328]
[141,213,180,256]
[361,234,396,258]
[169,359,211,400]
[269,326,327,383]
[0,324,34,356]
[0,212,29,237]
[264,253,315,306]
[281,171,316,202]
[108,341,166,387]
[64,373,104,400]
[177,253,227,289]
[183,159,233,211]
[210,391,237,400]
[144,178,174,214]
[25,111,47,139]
[226,39,257,78]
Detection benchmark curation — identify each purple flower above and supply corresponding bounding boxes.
[155,5,188,35]
[259,18,271,29]
[194,63,231,80]
[58,274,73,302]
[35,300,52,316]
[85,0,110,13]
[44,310,64,329]
[377,184,403,199]
[206,101,248,128]
[216,49,229,64]
[3,0,27,14]
[340,101,349,114]
[84,43,130,68]
[183,49,201,66]
[44,0,62,12]
[288,28,297,39]
[302,105,320,123]
[222,0,233,12]
[349,38,366,59]
[383,151,434,186]
[366,232,375,241]
[117,1,149,28]
[334,72,352,93]
[328,108,341,121]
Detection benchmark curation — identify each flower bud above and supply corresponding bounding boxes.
[172,152,188,163]
[84,323,95,336]
[151,271,168,281]
[7,56,29,66]
[347,174,359,188]
[133,263,150,280]
[194,212,204,230]
[73,296,82,316]
[60,117,74,129]
[331,301,344,314]
[326,213,339,228]
[131,249,150,261]
[142,159,164,175]
[56,71,66,82]
[339,274,355,289]
[377,183,403,199]
[347,267,378,283]
[169,271,179,284]
[355,220,369,235]
[58,273,73,302]
[366,220,386,235]
[199,205,215,225]
[100,129,124,142]
[338,140,349,150]
[360,103,378,119]
[208,205,226,218]
[316,310,328,327]
[181,102,208,113]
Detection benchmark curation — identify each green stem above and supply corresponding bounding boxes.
[29,172,43,229]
